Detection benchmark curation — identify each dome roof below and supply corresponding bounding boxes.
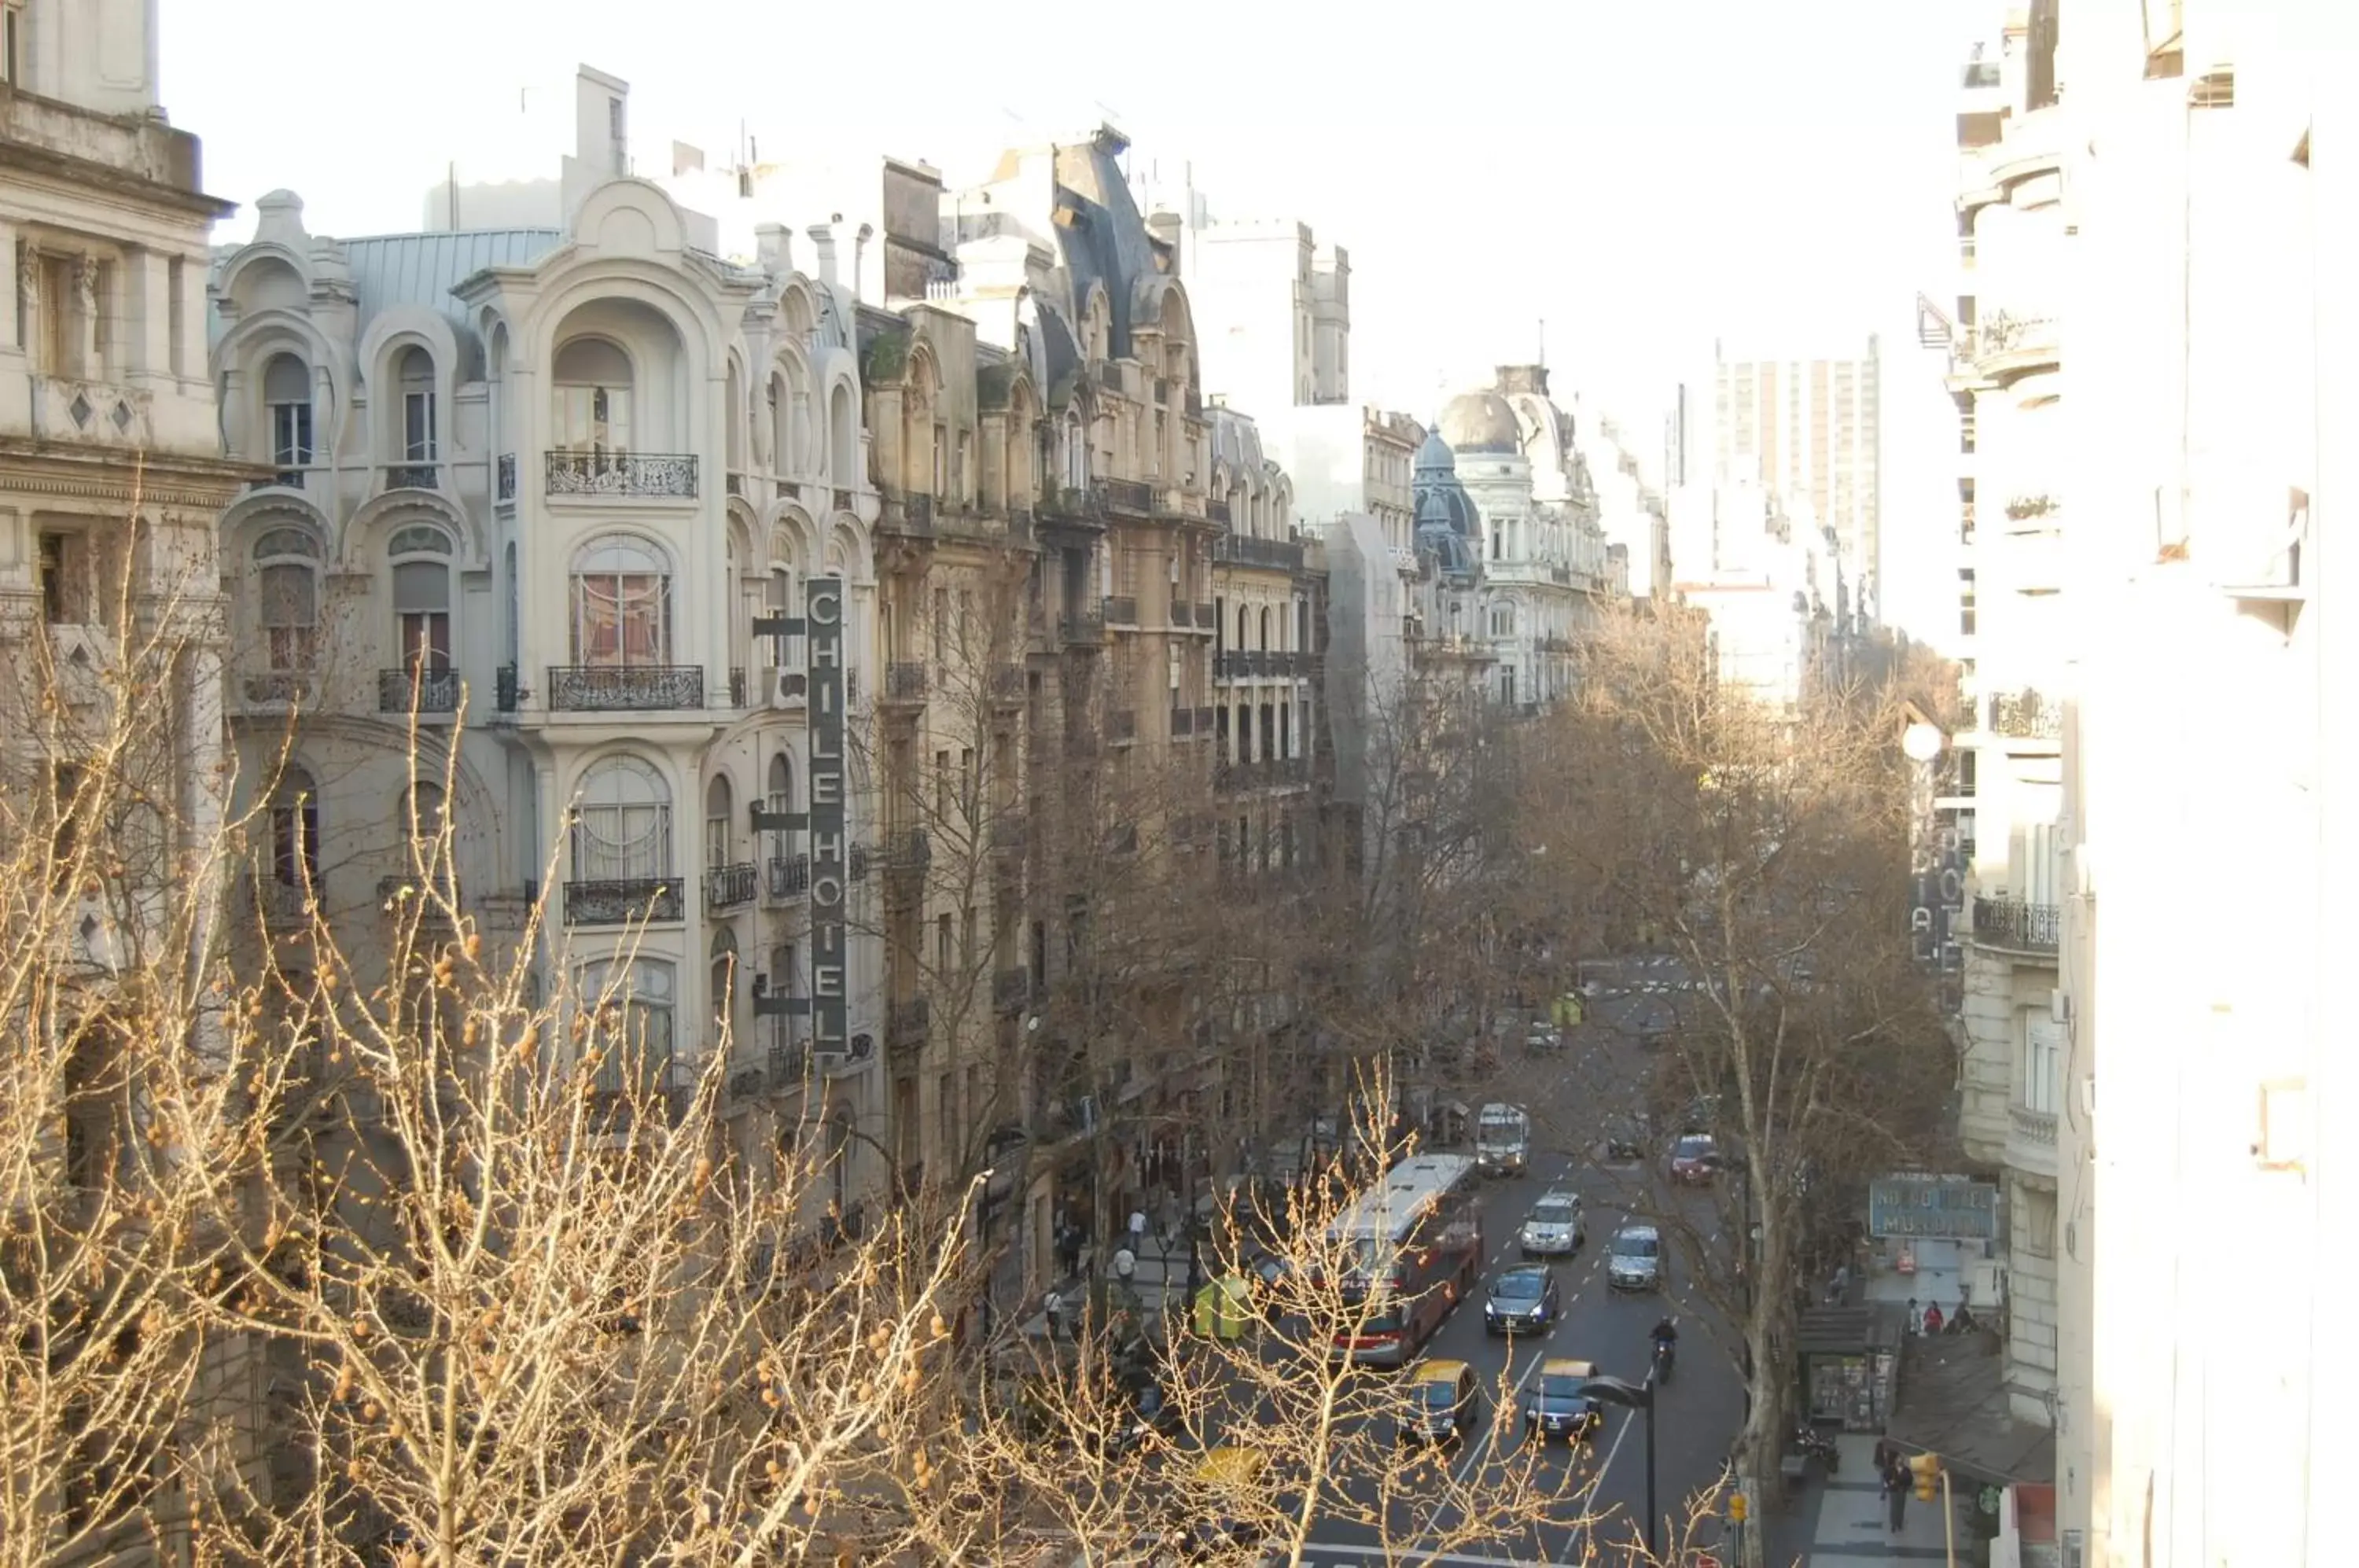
[1414,428,1458,475]
[1438,390,1522,454]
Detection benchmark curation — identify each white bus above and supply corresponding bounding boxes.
[1322,1153,1482,1367]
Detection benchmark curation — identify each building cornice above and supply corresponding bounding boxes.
[0,441,267,510]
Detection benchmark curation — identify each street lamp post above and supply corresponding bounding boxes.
[1581,1371,1661,1561]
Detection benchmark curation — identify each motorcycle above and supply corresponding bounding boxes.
[1792,1424,1839,1473]
[1652,1337,1676,1384]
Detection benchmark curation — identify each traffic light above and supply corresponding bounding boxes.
[1728,1489,1749,1523]
[1910,1452,1942,1501]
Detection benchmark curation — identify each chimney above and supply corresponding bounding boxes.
[807,223,838,286]
[853,223,874,303]
[756,223,793,275]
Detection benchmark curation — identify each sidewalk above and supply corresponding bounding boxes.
[1795,1434,1960,1565]
[1017,1232,1192,1338]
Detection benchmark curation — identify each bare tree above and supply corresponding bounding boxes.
[1518,605,1955,1511]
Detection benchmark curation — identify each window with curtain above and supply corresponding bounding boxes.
[705,775,734,870]
[389,525,452,672]
[766,753,797,856]
[571,535,671,667]
[254,527,321,672]
[572,753,672,883]
[271,764,320,888]
[580,958,675,1094]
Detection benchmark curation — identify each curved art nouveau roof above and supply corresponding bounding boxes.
[1438,389,1522,454]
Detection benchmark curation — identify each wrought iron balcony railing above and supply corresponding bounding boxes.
[1195,603,1216,629]
[495,665,520,712]
[990,664,1026,702]
[884,662,928,702]
[1169,706,1194,737]
[880,494,937,536]
[1103,595,1139,627]
[1972,896,2059,953]
[1206,499,1231,525]
[705,861,758,911]
[544,450,699,498]
[989,819,1028,856]
[242,671,313,705]
[378,871,460,918]
[1212,533,1305,572]
[887,996,930,1051]
[882,828,932,873]
[994,968,1032,1014]
[1059,608,1105,646]
[565,877,686,926]
[767,852,811,899]
[1102,477,1152,514]
[1108,709,1137,743]
[545,664,706,712]
[385,462,440,491]
[378,667,459,714]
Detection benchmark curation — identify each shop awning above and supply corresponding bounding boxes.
[1883,1329,2056,1487]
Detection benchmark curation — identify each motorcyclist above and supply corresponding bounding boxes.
[1651,1316,1678,1373]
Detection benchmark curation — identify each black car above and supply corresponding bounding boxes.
[1522,1358,1606,1443]
[1482,1264,1562,1336]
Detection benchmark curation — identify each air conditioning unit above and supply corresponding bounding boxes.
[767,668,808,709]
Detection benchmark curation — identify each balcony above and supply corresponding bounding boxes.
[543,451,699,499]
[989,819,1028,856]
[378,667,459,715]
[384,462,441,491]
[994,968,1032,1014]
[241,670,314,705]
[378,872,460,921]
[881,829,932,882]
[1212,533,1306,572]
[1215,756,1309,795]
[1216,650,1273,681]
[1108,709,1137,744]
[1102,477,1152,515]
[1194,602,1215,629]
[705,861,758,911]
[1169,706,1194,738]
[1044,485,1106,526]
[545,665,706,712]
[565,877,686,926]
[887,996,930,1055]
[495,665,520,712]
[879,493,937,538]
[1972,311,2061,381]
[2006,1105,2059,1180]
[1972,896,2059,955]
[1103,595,1139,627]
[1169,601,1193,630]
[1206,499,1231,526]
[1156,488,1206,521]
[251,878,311,931]
[1988,689,2062,740]
[1193,705,1214,736]
[990,664,1026,704]
[767,852,811,900]
[884,662,929,704]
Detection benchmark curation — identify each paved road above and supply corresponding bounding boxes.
[1290,954,1747,1566]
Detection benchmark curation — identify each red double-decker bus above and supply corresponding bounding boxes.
[1323,1153,1482,1367]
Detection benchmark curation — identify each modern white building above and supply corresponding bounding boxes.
[2044,3,2341,1565]
[1713,335,1883,618]
[2,0,248,970]
[206,83,890,1226]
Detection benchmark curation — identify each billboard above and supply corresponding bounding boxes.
[1868,1173,1998,1241]
[807,576,847,1051]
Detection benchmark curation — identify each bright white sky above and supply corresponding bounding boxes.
[161,0,1986,628]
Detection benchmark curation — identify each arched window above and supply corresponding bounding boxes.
[570,535,671,667]
[270,764,320,889]
[1235,605,1249,649]
[1062,411,1087,491]
[572,754,672,883]
[579,958,675,1093]
[552,337,634,455]
[1258,605,1272,652]
[704,775,734,870]
[390,525,453,673]
[766,752,797,859]
[397,346,436,462]
[829,382,856,489]
[710,926,739,1049]
[263,353,312,476]
[254,527,321,672]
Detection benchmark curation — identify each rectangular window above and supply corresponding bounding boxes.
[959,748,975,815]
[937,1069,956,1157]
[934,749,951,822]
[270,399,314,470]
[2025,1018,2063,1115]
[38,532,92,624]
[933,424,948,495]
[572,569,670,666]
[404,391,438,460]
[272,795,320,889]
[259,562,318,671]
[955,430,971,502]
[2,6,19,88]
[554,385,631,454]
[392,561,451,671]
[2019,1187,2058,1257]
[931,587,948,664]
[961,906,976,968]
[936,913,953,977]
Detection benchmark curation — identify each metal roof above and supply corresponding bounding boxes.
[339,228,562,338]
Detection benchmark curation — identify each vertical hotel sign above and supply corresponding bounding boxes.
[807,577,847,1051]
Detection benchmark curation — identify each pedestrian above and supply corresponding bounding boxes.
[1057,1222,1082,1279]
[1827,1264,1851,1304]
[1885,1453,1912,1531]
[1923,1301,1945,1334]
[1042,1289,1064,1343]
[1907,1297,1923,1334]
[1128,1206,1149,1259]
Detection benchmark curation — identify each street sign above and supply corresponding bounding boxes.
[1868,1173,1999,1241]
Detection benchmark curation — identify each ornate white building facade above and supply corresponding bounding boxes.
[206,167,889,1221]
[1433,366,1622,709]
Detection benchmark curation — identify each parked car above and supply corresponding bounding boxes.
[1522,1357,1606,1443]
[1670,1132,1722,1185]
[1483,1264,1562,1336]
[1606,1224,1664,1293]
[1518,1192,1587,1257]
[1397,1359,1483,1445]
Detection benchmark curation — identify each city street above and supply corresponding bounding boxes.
[1284,955,1747,1566]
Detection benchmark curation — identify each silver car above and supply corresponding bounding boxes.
[1518,1192,1587,1258]
[1606,1224,1664,1292]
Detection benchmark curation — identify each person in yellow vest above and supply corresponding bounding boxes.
[1194,1273,1249,1339]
